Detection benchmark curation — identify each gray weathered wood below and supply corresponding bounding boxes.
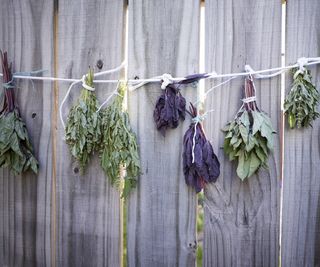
[203,1,281,266]
[281,1,320,266]
[127,1,200,266]
[0,1,54,266]
[55,1,125,266]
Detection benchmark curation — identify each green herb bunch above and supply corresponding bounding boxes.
[0,51,39,175]
[65,69,102,172]
[284,67,320,129]
[100,82,140,198]
[223,78,276,180]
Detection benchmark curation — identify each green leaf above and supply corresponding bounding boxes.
[239,124,248,144]
[252,111,264,135]
[236,151,248,180]
[247,152,260,178]
[0,109,38,175]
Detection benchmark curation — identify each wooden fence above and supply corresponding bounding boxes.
[0,0,319,266]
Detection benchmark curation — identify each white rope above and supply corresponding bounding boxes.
[204,76,237,98]
[242,96,256,103]
[96,81,121,113]
[129,73,175,91]
[59,61,126,129]
[1,57,320,86]
[293,57,310,79]
[129,75,163,91]
[191,122,198,163]
[161,73,174,89]
[81,75,95,91]
[245,64,285,79]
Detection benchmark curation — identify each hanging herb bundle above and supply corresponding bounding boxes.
[223,78,276,180]
[284,67,320,128]
[182,103,220,193]
[153,83,186,136]
[153,73,209,136]
[0,51,39,174]
[65,68,102,172]
[100,82,140,198]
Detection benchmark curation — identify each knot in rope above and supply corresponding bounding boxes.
[161,73,174,89]
[294,57,309,78]
[242,96,256,103]
[3,78,15,89]
[244,64,254,74]
[297,57,308,72]
[81,75,95,91]
[192,114,206,124]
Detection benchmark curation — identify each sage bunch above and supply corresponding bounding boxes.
[223,78,276,180]
[65,69,102,172]
[284,67,320,128]
[100,82,140,198]
[0,51,39,174]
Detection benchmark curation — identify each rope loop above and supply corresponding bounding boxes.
[294,57,309,79]
[242,96,256,103]
[161,73,174,89]
[81,75,95,91]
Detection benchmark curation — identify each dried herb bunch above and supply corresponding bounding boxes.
[153,84,186,136]
[223,78,276,180]
[65,68,102,172]
[284,67,320,128]
[182,103,220,193]
[0,51,39,174]
[153,74,210,136]
[100,82,140,198]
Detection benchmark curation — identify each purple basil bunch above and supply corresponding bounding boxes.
[153,73,209,136]
[183,104,220,193]
[153,84,186,135]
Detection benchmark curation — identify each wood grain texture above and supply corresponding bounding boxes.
[0,1,54,266]
[281,1,320,266]
[55,1,125,266]
[203,1,281,266]
[127,1,200,266]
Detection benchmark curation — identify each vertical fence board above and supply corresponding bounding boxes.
[0,1,54,266]
[127,1,200,266]
[281,1,320,266]
[55,1,125,266]
[203,1,281,266]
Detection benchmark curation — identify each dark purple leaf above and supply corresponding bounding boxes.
[178,73,210,84]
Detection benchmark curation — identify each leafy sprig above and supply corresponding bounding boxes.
[0,51,39,175]
[100,82,140,198]
[65,69,102,172]
[284,68,320,128]
[223,78,276,180]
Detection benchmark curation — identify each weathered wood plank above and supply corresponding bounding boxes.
[55,1,125,266]
[281,1,320,266]
[0,1,54,266]
[203,1,281,266]
[127,1,200,266]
